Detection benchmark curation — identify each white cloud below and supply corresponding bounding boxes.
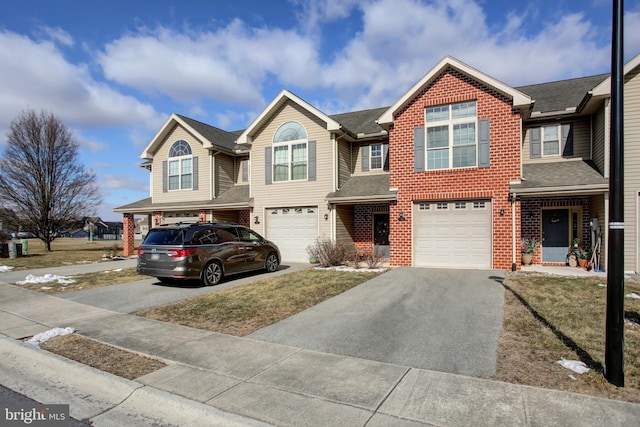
[0,30,164,133]
[102,174,148,192]
[97,21,319,107]
[37,25,74,47]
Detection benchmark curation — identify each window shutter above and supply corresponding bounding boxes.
[383,144,389,171]
[241,159,249,182]
[192,156,199,190]
[478,118,490,168]
[361,146,369,172]
[308,140,316,181]
[530,127,541,159]
[561,124,573,156]
[414,126,425,172]
[265,147,272,185]
[162,161,168,192]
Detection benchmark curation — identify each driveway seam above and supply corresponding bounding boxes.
[364,366,412,426]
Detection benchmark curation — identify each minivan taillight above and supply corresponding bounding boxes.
[167,248,197,258]
[137,247,144,257]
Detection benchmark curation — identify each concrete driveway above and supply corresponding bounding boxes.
[248,267,505,377]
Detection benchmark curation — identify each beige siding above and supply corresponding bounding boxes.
[215,154,234,197]
[590,194,607,268]
[624,68,640,272]
[249,101,333,239]
[335,205,355,248]
[212,210,240,223]
[351,141,389,176]
[337,140,351,188]
[592,106,606,174]
[234,155,250,185]
[151,125,211,203]
[522,118,591,163]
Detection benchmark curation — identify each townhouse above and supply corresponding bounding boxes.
[115,53,640,272]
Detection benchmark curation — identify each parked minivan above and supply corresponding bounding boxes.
[137,222,280,286]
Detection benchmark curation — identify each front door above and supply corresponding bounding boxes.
[542,209,569,262]
[373,213,390,257]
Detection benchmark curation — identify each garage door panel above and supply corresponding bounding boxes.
[267,207,317,262]
[413,201,491,269]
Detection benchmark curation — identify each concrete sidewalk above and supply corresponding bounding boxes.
[1,281,639,426]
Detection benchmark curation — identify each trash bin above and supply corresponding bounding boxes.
[21,239,28,255]
[8,241,17,258]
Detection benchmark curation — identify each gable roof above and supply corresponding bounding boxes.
[516,74,607,115]
[377,56,533,126]
[330,106,389,137]
[140,113,244,159]
[592,52,640,96]
[236,89,342,144]
[511,161,608,195]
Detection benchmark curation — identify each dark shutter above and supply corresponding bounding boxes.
[383,144,389,171]
[478,119,490,168]
[308,140,316,181]
[162,161,168,192]
[361,146,369,172]
[530,127,541,159]
[414,126,425,172]
[265,147,272,185]
[561,124,573,156]
[192,156,198,190]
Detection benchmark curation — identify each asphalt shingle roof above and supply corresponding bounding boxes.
[176,114,243,152]
[511,161,608,192]
[326,174,395,200]
[516,74,607,114]
[330,107,389,136]
[114,186,251,212]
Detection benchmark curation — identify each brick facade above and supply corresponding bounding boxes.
[389,68,522,270]
[353,203,389,254]
[122,213,135,256]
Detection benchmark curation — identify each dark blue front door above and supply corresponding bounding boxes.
[542,209,569,262]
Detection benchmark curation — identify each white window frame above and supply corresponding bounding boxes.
[425,101,478,170]
[273,122,308,182]
[541,125,561,157]
[370,143,383,170]
[168,140,193,191]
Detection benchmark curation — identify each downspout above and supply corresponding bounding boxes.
[511,192,517,272]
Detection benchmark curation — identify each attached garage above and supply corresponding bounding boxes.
[266,207,318,262]
[413,200,492,269]
[161,211,199,225]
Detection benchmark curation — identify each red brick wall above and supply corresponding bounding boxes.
[122,213,135,256]
[389,68,522,270]
[239,210,250,227]
[198,209,208,222]
[153,211,162,226]
[353,203,389,254]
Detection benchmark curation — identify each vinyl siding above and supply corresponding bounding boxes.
[335,205,355,248]
[215,154,234,197]
[234,155,250,184]
[212,210,240,223]
[151,125,211,203]
[337,140,351,188]
[590,194,607,268]
[352,141,389,176]
[249,101,333,239]
[624,68,640,272]
[592,105,606,175]
[522,118,591,163]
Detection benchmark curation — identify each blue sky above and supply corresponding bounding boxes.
[1,0,639,220]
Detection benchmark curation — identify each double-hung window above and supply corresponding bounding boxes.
[542,125,560,156]
[168,140,193,190]
[273,122,308,182]
[425,101,477,170]
[370,143,383,170]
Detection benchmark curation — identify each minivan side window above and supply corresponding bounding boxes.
[192,228,237,245]
[144,229,184,245]
[236,228,262,242]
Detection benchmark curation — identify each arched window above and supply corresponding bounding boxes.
[167,140,193,190]
[272,122,308,182]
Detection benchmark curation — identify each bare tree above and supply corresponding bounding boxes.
[0,109,102,251]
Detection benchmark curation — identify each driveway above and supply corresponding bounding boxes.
[248,267,505,377]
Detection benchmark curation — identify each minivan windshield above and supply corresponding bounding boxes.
[143,229,185,245]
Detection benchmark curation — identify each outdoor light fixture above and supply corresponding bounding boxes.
[500,208,505,216]
[324,214,329,220]
[398,210,406,221]
[254,216,260,224]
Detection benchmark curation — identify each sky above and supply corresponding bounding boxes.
[0,0,639,221]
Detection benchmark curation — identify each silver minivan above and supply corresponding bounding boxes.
[137,222,280,286]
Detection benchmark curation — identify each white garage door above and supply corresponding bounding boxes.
[413,200,492,269]
[162,211,199,225]
[267,207,318,262]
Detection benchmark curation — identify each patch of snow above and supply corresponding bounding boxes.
[596,283,606,287]
[568,374,577,380]
[103,268,123,273]
[17,274,75,285]
[557,359,590,374]
[24,327,75,347]
[0,265,14,272]
[40,286,53,290]
[625,293,640,299]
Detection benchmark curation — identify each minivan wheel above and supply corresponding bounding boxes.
[265,252,279,272]
[202,261,223,286]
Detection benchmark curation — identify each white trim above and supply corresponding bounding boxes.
[592,52,640,97]
[140,114,216,160]
[377,56,533,125]
[237,89,341,144]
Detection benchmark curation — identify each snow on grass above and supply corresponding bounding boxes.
[16,274,75,285]
[24,327,75,347]
[314,265,387,273]
[557,358,590,374]
[0,265,14,272]
[626,292,640,300]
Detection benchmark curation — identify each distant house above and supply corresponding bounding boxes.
[134,217,150,240]
[63,217,123,240]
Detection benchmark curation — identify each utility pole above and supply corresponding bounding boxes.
[605,0,625,387]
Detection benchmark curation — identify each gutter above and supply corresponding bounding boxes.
[513,184,608,196]
[326,194,397,204]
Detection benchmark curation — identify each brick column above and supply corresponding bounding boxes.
[153,211,162,226]
[123,213,135,256]
[198,209,207,222]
